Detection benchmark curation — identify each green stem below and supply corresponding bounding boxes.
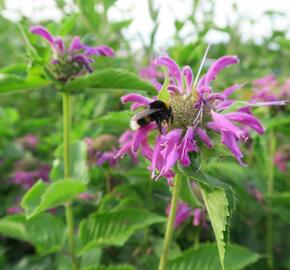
[158,173,182,270]
[62,92,78,270]
[266,131,276,270]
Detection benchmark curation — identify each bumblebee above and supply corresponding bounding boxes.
[130,100,173,132]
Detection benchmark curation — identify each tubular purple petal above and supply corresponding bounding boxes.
[156,56,182,89]
[224,112,265,135]
[54,37,65,54]
[132,123,156,152]
[211,111,246,139]
[151,79,162,91]
[221,131,246,166]
[121,94,152,106]
[215,100,235,111]
[223,84,244,98]
[68,36,82,52]
[204,55,239,86]
[30,25,55,47]
[179,127,198,166]
[84,45,114,56]
[182,66,193,94]
[195,128,213,148]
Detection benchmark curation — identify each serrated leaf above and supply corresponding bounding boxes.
[50,141,89,183]
[0,214,28,242]
[0,73,49,94]
[78,208,166,255]
[64,68,156,93]
[21,179,86,219]
[201,187,229,270]
[168,243,260,270]
[26,213,66,255]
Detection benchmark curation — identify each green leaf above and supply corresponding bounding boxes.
[64,68,156,93]
[200,187,230,270]
[0,73,50,94]
[21,179,86,219]
[0,214,28,242]
[80,248,102,269]
[50,141,89,183]
[77,0,101,30]
[78,208,166,255]
[168,243,260,270]
[26,213,66,255]
[96,111,131,128]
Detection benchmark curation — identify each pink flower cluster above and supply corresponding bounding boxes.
[116,54,286,183]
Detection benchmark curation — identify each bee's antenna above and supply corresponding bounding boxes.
[193,43,211,89]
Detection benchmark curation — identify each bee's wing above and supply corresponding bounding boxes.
[132,108,163,121]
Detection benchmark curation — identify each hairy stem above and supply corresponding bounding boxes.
[158,173,181,270]
[63,92,78,270]
[266,131,276,270]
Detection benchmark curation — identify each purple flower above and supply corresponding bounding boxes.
[85,135,118,167]
[87,131,138,167]
[30,25,114,81]
[193,208,208,228]
[19,134,39,150]
[252,74,290,102]
[116,54,287,181]
[139,60,164,90]
[274,148,289,173]
[246,185,264,203]
[166,202,208,229]
[7,207,22,215]
[13,164,50,189]
[166,202,192,229]
[77,192,96,200]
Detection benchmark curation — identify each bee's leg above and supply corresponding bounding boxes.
[157,119,162,133]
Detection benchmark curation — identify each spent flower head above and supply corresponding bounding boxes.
[116,51,287,183]
[30,25,114,82]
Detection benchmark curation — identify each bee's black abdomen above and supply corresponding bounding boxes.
[137,117,150,126]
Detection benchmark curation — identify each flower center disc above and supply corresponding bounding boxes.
[169,94,198,129]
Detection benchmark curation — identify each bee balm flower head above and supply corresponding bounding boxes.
[116,52,287,183]
[30,25,114,82]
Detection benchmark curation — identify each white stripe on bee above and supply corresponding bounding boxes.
[130,120,140,131]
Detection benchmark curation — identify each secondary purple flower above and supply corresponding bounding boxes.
[85,135,118,167]
[166,202,208,229]
[117,53,287,182]
[166,202,192,229]
[7,207,22,215]
[86,131,137,167]
[253,74,290,102]
[246,185,264,204]
[19,134,39,151]
[30,25,114,82]
[274,147,289,173]
[77,192,96,200]
[13,164,50,189]
[139,60,164,90]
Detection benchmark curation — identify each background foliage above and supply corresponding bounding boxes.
[0,0,289,269]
